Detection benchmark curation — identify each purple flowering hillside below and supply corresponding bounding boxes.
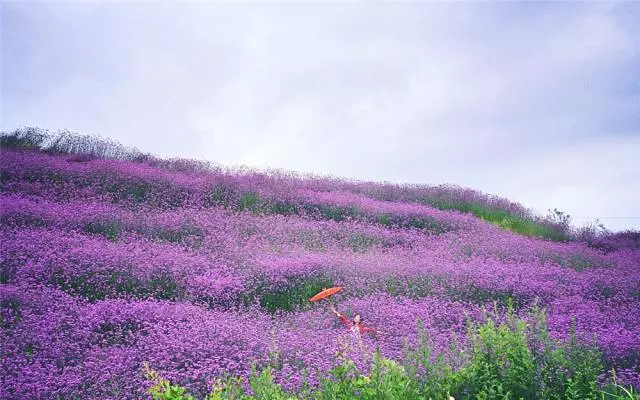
[1,132,639,399]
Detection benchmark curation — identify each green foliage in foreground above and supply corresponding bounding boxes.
[144,307,638,400]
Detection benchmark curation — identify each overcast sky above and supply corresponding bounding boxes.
[2,2,639,231]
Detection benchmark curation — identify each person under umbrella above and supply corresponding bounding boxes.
[328,301,377,336]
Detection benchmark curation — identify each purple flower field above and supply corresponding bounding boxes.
[1,148,639,399]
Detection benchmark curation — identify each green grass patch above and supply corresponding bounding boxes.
[0,259,17,284]
[118,182,149,202]
[1,296,21,329]
[589,283,617,300]
[447,284,529,309]
[541,253,609,272]
[320,205,358,222]
[564,255,601,272]
[105,181,152,204]
[53,270,185,302]
[395,275,438,299]
[93,320,145,347]
[294,230,327,252]
[246,275,334,313]
[380,275,526,307]
[103,179,187,208]
[377,213,448,235]
[205,187,298,216]
[237,192,261,212]
[405,216,447,234]
[298,203,359,222]
[266,200,299,216]
[203,184,236,208]
[377,213,392,226]
[83,219,121,241]
[346,233,380,253]
[423,198,569,242]
[364,275,439,300]
[0,213,47,228]
[142,222,205,247]
[210,191,297,216]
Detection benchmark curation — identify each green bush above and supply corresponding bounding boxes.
[447,306,606,400]
[401,322,460,399]
[144,362,195,400]
[456,316,536,398]
[315,352,421,400]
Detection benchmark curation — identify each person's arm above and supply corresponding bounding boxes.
[329,303,349,327]
[328,302,340,317]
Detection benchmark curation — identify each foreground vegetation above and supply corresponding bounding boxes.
[145,307,638,400]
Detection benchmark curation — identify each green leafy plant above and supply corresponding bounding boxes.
[141,308,638,400]
[144,362,195,400]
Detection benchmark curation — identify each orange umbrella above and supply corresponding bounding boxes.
[309,286,344,302]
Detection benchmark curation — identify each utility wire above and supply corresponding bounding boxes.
[571,217,640,220]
